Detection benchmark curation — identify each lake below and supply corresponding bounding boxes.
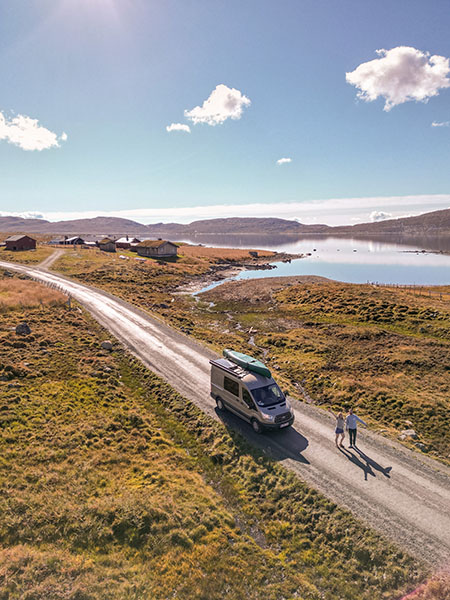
[181,234,450,288]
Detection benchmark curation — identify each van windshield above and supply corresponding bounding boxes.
[251,384,284,407]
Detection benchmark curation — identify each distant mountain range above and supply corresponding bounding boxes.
[0,208,449,238]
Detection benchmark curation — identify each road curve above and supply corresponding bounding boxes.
[2,258,450,567]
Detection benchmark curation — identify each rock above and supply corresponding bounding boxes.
[158,303,170,309]
[101,340,113,351]
[16,323,31,335]
[415,442,427,452]
[399,429,417,440]
[404,420,413,427]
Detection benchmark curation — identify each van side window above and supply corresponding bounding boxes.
[224,376,239,397]
[242,389,254,409]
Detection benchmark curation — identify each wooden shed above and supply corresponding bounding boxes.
[98,237,116,253]
[136,239,178,258]
[5,235,36,251]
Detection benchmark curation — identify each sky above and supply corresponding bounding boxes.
[0,0,449,226]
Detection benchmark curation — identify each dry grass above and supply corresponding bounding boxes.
[0,277,66,312]
[402,572,450,599]
[0,245,54,264]
[179,245,275,261]
[0,274,424,599]
[194,280,450,461]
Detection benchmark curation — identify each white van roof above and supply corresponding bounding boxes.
[210,357,275,390]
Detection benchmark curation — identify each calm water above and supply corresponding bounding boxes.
[183,235,450,289]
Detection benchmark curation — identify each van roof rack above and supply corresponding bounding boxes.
[209,357,249,379]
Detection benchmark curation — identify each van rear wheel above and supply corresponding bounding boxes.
[251,419,263,434]
[216,397,225,411]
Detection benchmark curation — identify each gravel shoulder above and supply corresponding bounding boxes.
[2,258,450,567]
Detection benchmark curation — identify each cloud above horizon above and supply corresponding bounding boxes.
[276,157,292,165]
[431,120,450,127]
[166,122,191,133]
[370,210,393,222]
[346,46,450,111]
[33,194,450,227]
[0,111,67,150]
[184,84,251,125]
[0,210,44,219]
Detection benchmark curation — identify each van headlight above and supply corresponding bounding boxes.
[261,413,275,422]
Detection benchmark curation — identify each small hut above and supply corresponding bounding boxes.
[5,235,36,251]
[136,240,178,258]
[98,237,116,253]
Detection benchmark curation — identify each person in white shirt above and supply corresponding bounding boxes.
[346,408,367,447]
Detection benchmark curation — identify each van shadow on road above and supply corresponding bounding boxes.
[338,446,392,481]
[215,408,310,464]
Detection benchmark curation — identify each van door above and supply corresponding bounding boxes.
[241,388,257,421]
[223,375,242,415]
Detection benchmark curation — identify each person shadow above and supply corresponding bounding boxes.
[353,446,392,478]
[338,446,375,481]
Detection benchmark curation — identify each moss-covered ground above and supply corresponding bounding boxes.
[49,250,450,462]
[0,245,54,264]
[0,273,425,599]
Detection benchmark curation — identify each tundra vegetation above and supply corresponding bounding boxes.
[0,273,424,599]
[0,245,53,264]
[51,248,450,463]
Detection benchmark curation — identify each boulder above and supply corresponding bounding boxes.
[16,323,31,336]
[101,340,113,351]
[399,429,417,440]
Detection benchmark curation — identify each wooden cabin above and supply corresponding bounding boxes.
[5,235,36,251]
[136,239,178,258]
[98,237,116,253]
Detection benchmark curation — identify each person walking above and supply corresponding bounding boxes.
[346,408,367,448]
[328,409,346,448]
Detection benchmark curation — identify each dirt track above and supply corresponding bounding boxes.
[2,257,450,567]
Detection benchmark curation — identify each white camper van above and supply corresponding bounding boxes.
[210,350,294,433]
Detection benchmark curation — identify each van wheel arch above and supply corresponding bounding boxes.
[251,419,263,434]
[216,397,225,411]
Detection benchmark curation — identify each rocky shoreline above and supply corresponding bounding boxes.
[175,252,303,295]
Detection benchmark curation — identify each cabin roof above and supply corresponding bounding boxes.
[6,234,34,242]
[137,239,176,248]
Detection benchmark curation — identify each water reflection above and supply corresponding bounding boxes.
[182,234,450,287]
[179,233,450,254]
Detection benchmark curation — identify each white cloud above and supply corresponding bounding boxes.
[0,211,44,219]
[0,111,67,151]
[346,46,450,111]
[276,157,292,165]
[370,210,393,222]
[166,123,191,133]
[431,120,450,127]
[38,194,450,227]
[184,84,251,126]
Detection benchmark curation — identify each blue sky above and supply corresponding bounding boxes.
[0,0,449,225]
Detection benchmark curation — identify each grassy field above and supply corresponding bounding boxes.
[49,250,450,462]
[0,278,66,312]
[0,245,54,264]
[194,279,450,461]
[0,272,425,599]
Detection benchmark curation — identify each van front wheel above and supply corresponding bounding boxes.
[251,419,263,434]
[216,397,225,411]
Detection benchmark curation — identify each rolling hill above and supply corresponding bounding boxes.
[0,208,448,238]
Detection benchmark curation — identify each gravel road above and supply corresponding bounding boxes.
[2,258,450,567]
